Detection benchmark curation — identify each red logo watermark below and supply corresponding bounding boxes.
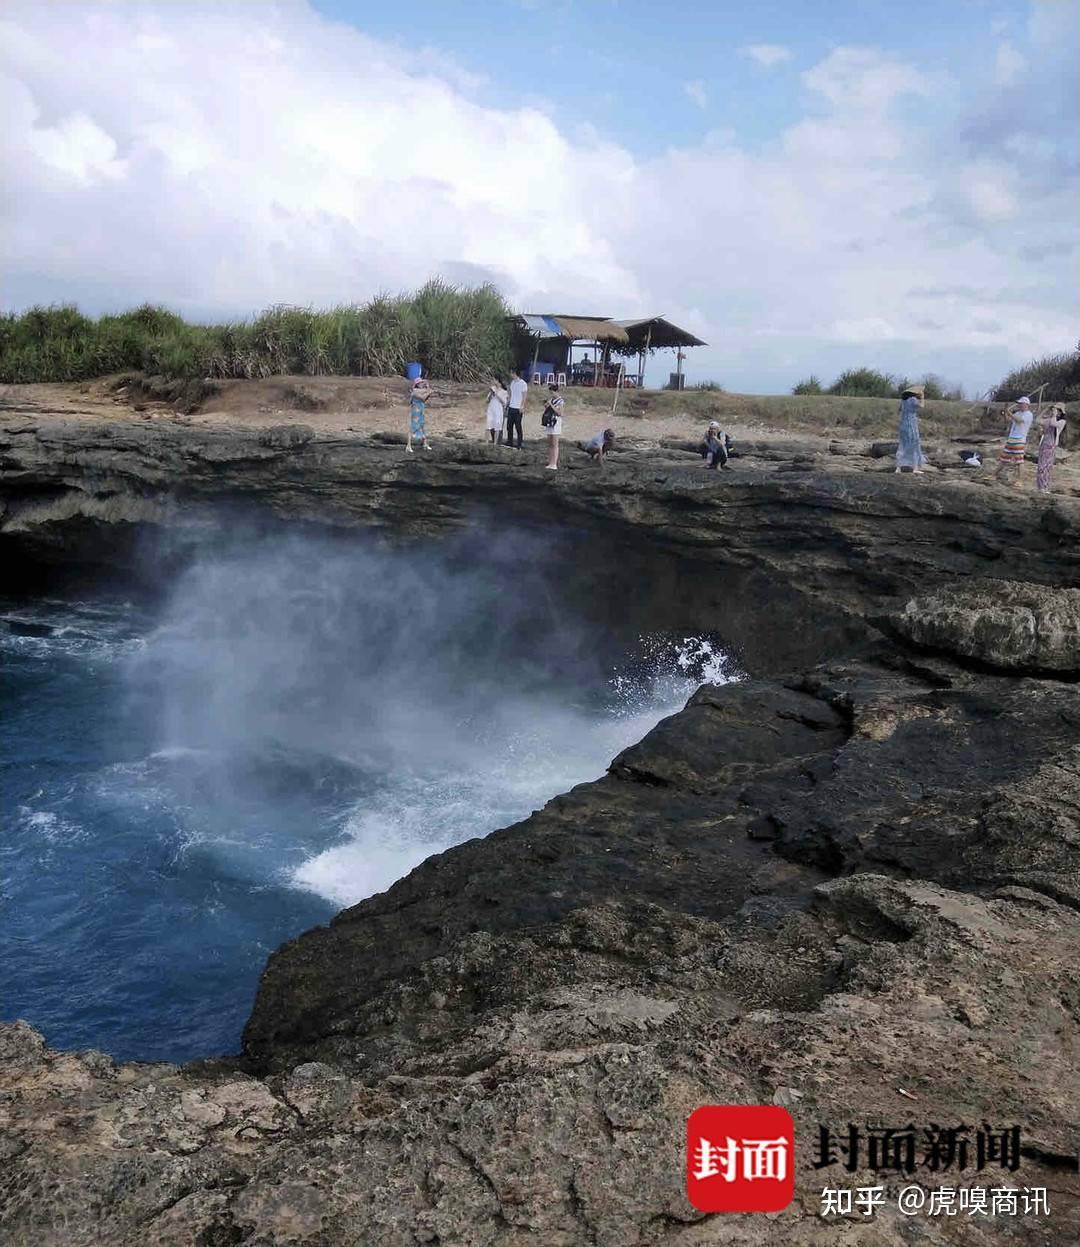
[687,1105,795,1213]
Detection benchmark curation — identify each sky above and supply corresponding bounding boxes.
[1,0,1077,394]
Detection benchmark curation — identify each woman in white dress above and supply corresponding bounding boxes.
[485,378,508,445]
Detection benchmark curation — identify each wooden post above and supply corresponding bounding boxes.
[611,359,624,417]
[640,324,652,390]
[530,335,540,378]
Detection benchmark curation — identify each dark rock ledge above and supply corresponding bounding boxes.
[2,410,1079,1245]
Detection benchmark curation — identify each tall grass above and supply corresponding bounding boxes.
[992,344,1080,403]
[0,280,515,384]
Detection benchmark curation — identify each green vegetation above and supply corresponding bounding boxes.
[827,366,898,398]
[0,281,515,384]
[791,367,963,400]
[992,343,1080,403]
[690,380,724,391]
[792,375,823,395]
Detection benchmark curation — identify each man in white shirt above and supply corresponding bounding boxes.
[995,395,1033,486]
[504,368,528,448]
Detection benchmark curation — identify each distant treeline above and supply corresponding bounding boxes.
[791,368,964,401]
[0,281,515,384]
[794,344,1080,404]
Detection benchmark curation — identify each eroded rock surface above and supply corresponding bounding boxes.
[894,579,1080,672]
[4,408,1080,674]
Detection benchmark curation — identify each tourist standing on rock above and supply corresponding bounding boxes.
[582,428,615,463]
[895,385,928,475]
[485,377,508,446]
[1035,403,1067,493]
[541,382,565,470]
[504,367,528,449]
[407,377,433,454]
[995,396,1034,487]
[700,421,729,469]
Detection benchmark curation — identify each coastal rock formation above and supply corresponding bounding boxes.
[2,650,1079,1245]
[3,405,1080,673]
[1,392,1079,1245]
[893,579,1080,673]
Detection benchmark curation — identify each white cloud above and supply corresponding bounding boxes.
[739,44,792,68]
[994,41,1027,86]
[965,161,1020,223]
[800,46,927,114]
[684,79,708,109]
[0,5,1075,396]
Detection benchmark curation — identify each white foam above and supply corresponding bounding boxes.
[290,635,738,907]
[20,809,85,844]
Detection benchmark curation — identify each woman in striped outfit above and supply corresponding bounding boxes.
[994,396,1033,487]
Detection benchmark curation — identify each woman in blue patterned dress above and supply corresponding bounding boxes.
[407,377,432,454]
[895,384,928,475]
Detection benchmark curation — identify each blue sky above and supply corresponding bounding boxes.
[313,0,1036,152]
[1,0,1076,394]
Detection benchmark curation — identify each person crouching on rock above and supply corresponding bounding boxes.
[582,428,615,463]
[995,395,1034,487]
[895,384,928,475]
[700,421,729,469]
[485,377,508,446]
[407,377,433,454]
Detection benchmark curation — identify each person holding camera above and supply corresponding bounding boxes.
[541,382,565,470]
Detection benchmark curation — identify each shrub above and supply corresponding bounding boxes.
[792,376,823,395]
[827,367,898,398]
[913,373,964,401]
[692,380,724,391]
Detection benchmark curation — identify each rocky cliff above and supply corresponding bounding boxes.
[1,401,1078,1245]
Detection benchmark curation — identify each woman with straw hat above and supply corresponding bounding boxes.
[895,384,928,475]
[1035,403,1067,492]
[994,396,1034,487]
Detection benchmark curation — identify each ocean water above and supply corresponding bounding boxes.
[0,531,731,1063]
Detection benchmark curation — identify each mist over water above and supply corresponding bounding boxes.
[1,528,731,1061]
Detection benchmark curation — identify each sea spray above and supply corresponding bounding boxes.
[1,531,736,1060]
